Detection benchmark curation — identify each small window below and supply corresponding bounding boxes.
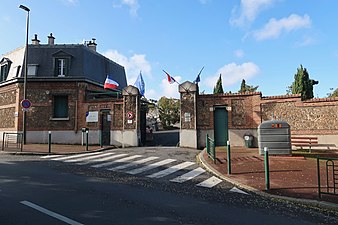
[0,57,12,82]
[53,95,68,118]
[55,58,69,77]
[28,64,39,76]
[0,64,9,82]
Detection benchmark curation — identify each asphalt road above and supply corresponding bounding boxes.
[0,147,337,225]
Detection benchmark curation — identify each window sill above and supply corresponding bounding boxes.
[50,117,69,121]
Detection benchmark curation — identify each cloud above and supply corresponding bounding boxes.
[62,0,79,6]
[230,0,275,27]
[160,75,182,99]
[253,14,311,40]
[205,62,260,88]
[295,36,316,47]
[113,0,140,17]
[103,49,151,85]
[234,49,245,58]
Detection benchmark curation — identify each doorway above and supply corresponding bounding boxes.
[101,110,111,146]
[214,107,228,146]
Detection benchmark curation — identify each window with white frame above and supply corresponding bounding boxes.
[55,58,69,77]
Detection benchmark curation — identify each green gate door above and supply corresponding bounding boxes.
[214,107,228,146]
[101,110,111,146]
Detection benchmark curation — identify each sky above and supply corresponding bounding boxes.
[1,0,337,100]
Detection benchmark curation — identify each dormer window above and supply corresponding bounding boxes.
[56,58,69,77]
[0,57,12,82]
[52,50,72,77]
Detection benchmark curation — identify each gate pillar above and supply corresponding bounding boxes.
[122,85,140,147]
[179,81,198,149]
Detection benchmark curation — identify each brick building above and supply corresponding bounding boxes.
[179,81,338,149]
[0,34,139,146]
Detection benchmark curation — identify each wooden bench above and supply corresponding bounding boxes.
[291,136,318,153]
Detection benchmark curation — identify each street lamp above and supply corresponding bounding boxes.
[19,4,30,144]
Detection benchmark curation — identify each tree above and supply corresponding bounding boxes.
[328,88,338,97]
[290,65,319,100]
[213,74,224,94]
[238,79,259,93]
[157,97,180,128]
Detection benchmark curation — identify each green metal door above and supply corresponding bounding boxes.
[214,107,228,146]
[101,110,111,146]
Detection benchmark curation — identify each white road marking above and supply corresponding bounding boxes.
[40,155,63,159]
[196,176,222,188]
[230,187,249,195]
[77,152,120,165]
[64,152,115,163]
[76,153,123,165]
[105,155,143,170]
[109,156,159,171]
[147,161,195,178]
[170,167,205,183]
[20,201,84,225]
[90,154,128,168]
[52,151,103,161]
[126,159,177,175]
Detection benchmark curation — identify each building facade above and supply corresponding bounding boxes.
[0,34,135,145]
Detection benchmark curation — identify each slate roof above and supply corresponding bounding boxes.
[0,43,127,90]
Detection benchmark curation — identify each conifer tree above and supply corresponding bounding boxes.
[291,65,318,100]
[213,74,224,94]
[239,79,259,93]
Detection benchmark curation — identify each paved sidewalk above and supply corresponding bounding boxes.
[199,147,338,207]
[1,143,107,155]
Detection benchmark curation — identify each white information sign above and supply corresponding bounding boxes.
[86,111,99,123]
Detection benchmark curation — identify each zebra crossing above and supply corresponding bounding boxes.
[41,150,223,188]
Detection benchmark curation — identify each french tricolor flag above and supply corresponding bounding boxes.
[163,70,176,84]
[104,75,119,90]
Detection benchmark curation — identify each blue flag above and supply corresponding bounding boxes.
[193,66,204,84]
[134,71,145,96]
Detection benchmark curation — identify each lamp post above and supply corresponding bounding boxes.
[19,4,30,144]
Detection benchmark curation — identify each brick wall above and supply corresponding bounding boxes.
[261,95,338,135]
[0,84,18,130]
[196,92,262,130]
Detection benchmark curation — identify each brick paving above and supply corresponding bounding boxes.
[201,147,338,206]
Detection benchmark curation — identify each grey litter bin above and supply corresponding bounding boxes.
[244,135,253,148]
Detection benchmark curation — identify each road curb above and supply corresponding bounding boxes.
[198,149,338,211]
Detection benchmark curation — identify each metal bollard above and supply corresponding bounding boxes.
[48,131,52,153]
[86,130,89,151]
[227,140,231,175]
[264,147,270,191]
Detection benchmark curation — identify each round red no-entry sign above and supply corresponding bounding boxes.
[21,99,32,109]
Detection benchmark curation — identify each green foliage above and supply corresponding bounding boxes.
[291,65,319,100]
[213,74,224,94]
[328,88,338,97]
[238,79,259,93]
[157,96,180,128]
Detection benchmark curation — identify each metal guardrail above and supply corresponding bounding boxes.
[317,157,338,199]
[2,132,23,152]
[206,134,216,164]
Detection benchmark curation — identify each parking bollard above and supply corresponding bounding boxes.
[48,131,52,153]
[227,140,231,175]
[264,147,270,191]
[86,130,89,151]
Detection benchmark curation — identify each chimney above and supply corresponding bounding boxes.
[87,38,97,51]
[48,33,55,45]
[31,34,40,45]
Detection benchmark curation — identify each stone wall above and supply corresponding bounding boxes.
[196,92,261,130]
[261,95,338,135]
[0,84,18,131]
